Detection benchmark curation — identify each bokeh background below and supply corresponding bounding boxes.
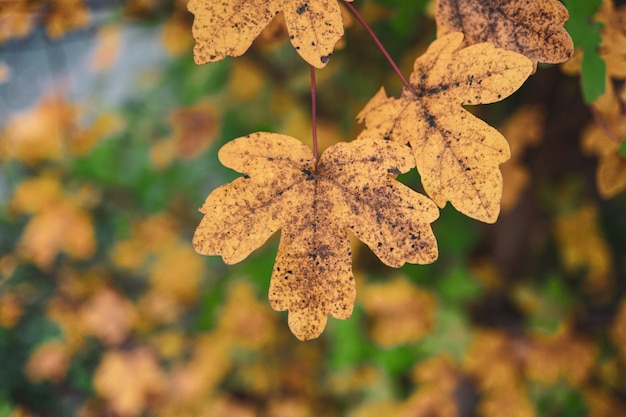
[1,0,626,416]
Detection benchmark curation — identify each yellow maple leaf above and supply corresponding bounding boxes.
[435,0,573,70]
[193,133,439,340]
[357,32,533,222]
[94,347,166,417]
[187,0,352,68]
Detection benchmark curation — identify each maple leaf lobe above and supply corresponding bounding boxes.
[435,0,574,69]
[188,0,344,68]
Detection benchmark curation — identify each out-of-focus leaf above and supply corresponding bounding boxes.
[563,0,606,103]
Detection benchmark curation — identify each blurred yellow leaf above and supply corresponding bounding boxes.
[402,356,461,417]
[228,59,266,102]
[148,242,203,304]
[357,33,533,222]
[90,25,122,72]
[610,297,626,363]
[167,334,231,404]
[0,61,10,84]
[0,291,22,328]
[554,204,613,293]
[71,112,125,155]
[0,2,36,43]
[169,100,220,158]
[525,322,597,386]
[162,14,193,56]
[11,175,97,270]
[193,133,439,340]
[435,0,573,70]
[25,341,70,383]
[94,347,166,417]
[360,276,436,346]
[464,330,535,417]
[45,0,90,38]
[187,0,349,68]
[81,286,137,346]
[581,83,626,198]
[596,0,626,79]
[1,96,76,165]
[217,281,277,349]
[499,107,544,212]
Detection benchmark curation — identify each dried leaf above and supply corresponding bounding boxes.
[193,133,439,340]
[435,0,574,70]
[187,0,349,68]
[357,32,533,222]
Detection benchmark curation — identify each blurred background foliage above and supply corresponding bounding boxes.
[0,0,626,416]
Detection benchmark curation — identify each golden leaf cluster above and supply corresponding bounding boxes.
[190,0,575,339]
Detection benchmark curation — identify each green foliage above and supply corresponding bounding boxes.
[563,0,606,103]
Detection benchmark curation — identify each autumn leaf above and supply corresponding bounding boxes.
[360,276,436,346]
[25,341,70,383]
[10,174,97,269]
[357,32,533,223]
[595,0,626,79]
[193,133,439,340]
[45,0,90,39]
[499,106,544,212]
[94,347,165,417]
[0,2,37,43]
[525,321,597,387]
[187,0,351,68]
[554,204,613,293]
[435,0,574,70]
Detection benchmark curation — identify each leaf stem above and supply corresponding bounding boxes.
[342,0,415,94]
[310,64,319,168]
